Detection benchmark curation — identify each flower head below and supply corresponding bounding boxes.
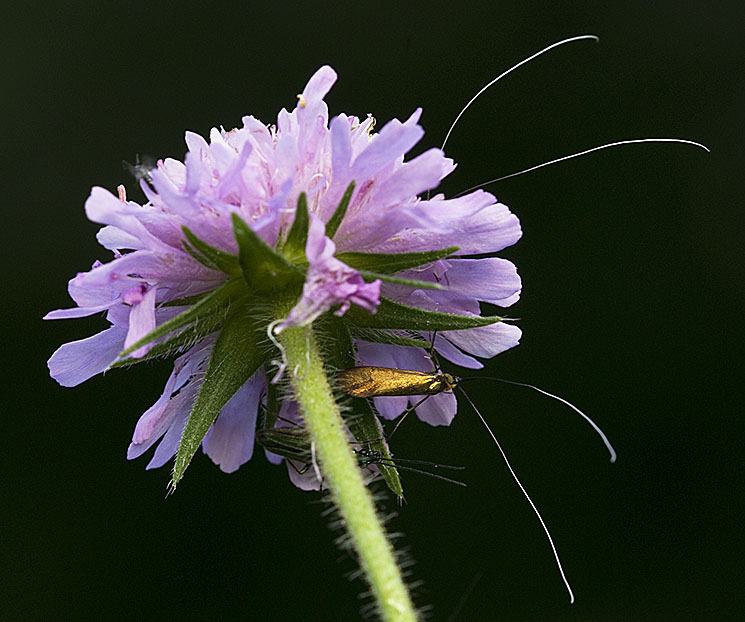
[46,66,522,489]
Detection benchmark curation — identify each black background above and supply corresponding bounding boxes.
[3,2,742,620]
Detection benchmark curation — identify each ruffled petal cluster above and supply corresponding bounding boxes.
[279,215,381,330]
[46,65,522,483]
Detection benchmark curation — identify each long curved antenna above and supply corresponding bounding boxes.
[461,376,616,462]
[455,138,709,197]
[457,387,575,603]
[440,35,599,153]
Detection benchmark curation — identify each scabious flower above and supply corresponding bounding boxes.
[46,65,522,490]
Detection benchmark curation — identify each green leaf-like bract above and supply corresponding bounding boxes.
[336,246,459,274]
[232,213,303,292]
[325,181,355,239]
[356,270,442,290]
[181,226,241,275]
[282,192,310,261]
[171,311,264,487]
[345,297,503,331]
[346,396,403,498]
[111,313,224,368]
[119,277,246,358]
[350,328,430,349]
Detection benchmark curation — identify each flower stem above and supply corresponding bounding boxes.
[277,322,418,622]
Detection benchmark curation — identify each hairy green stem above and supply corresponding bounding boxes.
[276,322,417,622]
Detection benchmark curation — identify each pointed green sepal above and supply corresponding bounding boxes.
[161,291,212,308]
[282,192,310,261]
[231,213,303,292]
[357,269,442,290]
[181,226,241,275]
[171,310,264,488]
[336,246,459,274]
[111,313,225,368]
[345,296,504,331]
[325,181,355,239]
[119,277,246,358]
[346,397,403,498]
[350,328,430,349]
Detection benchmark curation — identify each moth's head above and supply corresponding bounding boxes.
[442,373,459,391]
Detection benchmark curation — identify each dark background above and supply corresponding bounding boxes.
[3,2,742,620]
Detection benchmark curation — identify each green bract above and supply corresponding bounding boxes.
[109,186,506,493]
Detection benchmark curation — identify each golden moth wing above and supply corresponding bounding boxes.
[337,367,440,397]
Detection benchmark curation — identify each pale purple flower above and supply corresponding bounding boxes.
[278,214,381,331]
[46,65,522,483]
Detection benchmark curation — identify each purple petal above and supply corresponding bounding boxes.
[96,225,142,251]
[445,323,522,359]
[44,300,117,320]
[372,192,522,255]
[128,341,213,462]
[286,459,323,491]
[123,285,157,358]
[373,394,409,421]
[440,258,521,306]
[66,251,162,308]
[265,449,284,465]
[348,109,424,181]
[372,148,455,208]
[85,187,169,252]
[202,373,264,473]
[146,404,191,470]
[330,114,353,182]
[433,334,483,369]
[127,372,180,458]
[416,391,457,426]
[47,326,126,387]
[300,66,337,110]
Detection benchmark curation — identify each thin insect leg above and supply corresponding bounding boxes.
[373,456,465,471]
[445,571,484,622]
[387,394,431,439]
[275,415,303,428]
[352,448,467,487]
[286,459,312,476]
[424,329,440,369]
[372,460,467,487]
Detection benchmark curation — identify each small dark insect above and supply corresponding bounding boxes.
[256,426,466,488]
[122,154,158,190]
